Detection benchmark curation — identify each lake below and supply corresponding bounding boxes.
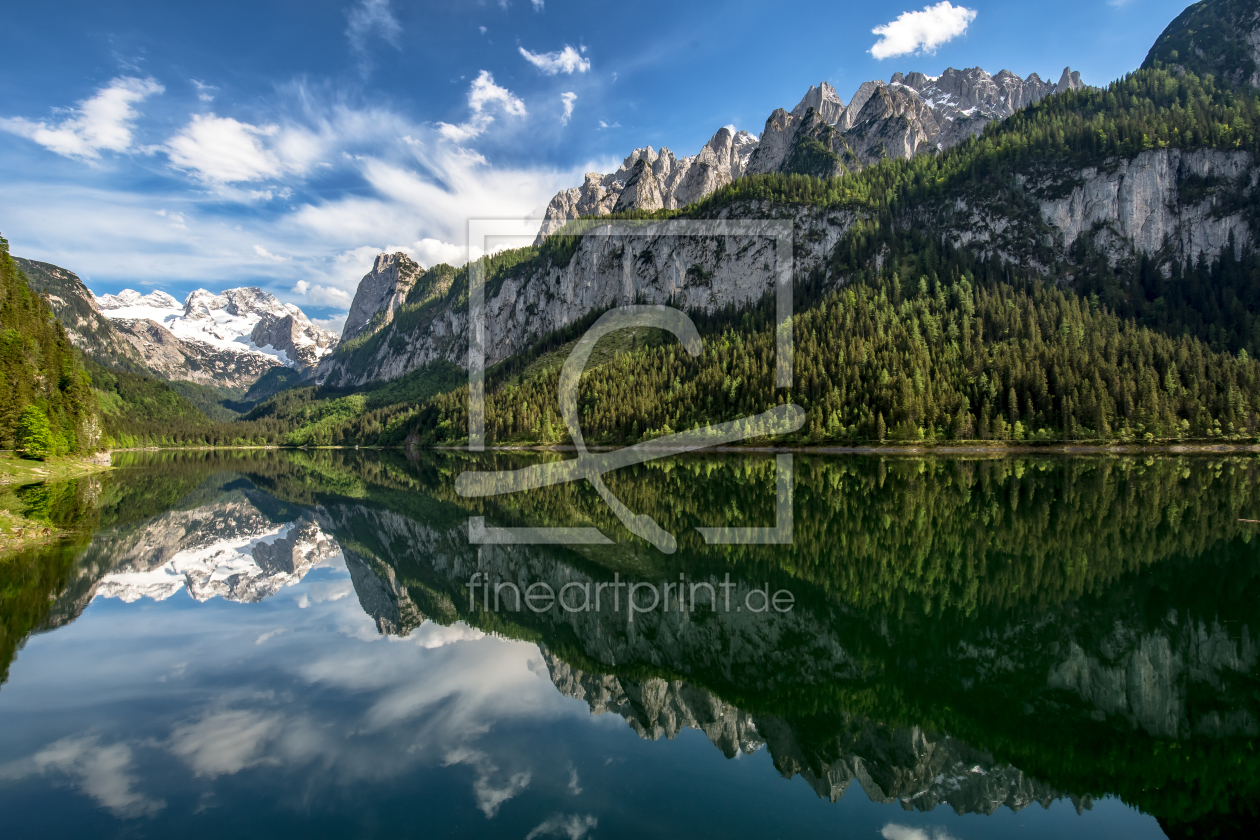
[0,449,1256,838]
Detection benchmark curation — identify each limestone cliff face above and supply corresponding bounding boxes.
[316,64,1099,392]
[340,545,425,637]
[341,252,424,343]
[545,650,761,757]
[791,81,845,125]
[750,66,1082,175]
[943,147,1258,271]
[250,313,338,371]
[318,209,852,388]
[1045,615,1258,739]
[839,83,943,163]
[1034,148,1255,262]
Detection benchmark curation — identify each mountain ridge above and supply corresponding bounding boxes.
[533,64,1086,242]
[14,254,338,391]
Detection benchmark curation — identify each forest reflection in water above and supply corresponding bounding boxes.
[0,448,1256,839]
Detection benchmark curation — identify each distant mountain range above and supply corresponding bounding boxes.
[535,65,1085,239]
[14,257,337,391]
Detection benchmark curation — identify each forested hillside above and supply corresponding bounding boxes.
[0,235,98,457]
[54,66,1260,449]
[197,67,1260,449]
[412,240,1260,446]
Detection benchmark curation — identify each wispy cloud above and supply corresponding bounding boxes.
[0,736,165,818]
[0,76,163,161]
[881,824,958,840]
[531,0,545,10]
[346,0,403,74]
[560,92,576,126]
[526,814,598,840]
[443,748,531,818]
[191,80,217,103]
[169,710,284,778]
[519,45,590,75]
[596,120,620,130]
[869,2,976,60]
[166,115,284,182]
[436,71,526,143]
[254,245,289,262]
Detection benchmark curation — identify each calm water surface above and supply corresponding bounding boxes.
[0,450,1256,838]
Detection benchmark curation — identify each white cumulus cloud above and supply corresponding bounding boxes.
[294,279,355,308]
[519,45,590,75]
[0,76,163,161]
[560,92,577,126]
[437,71,527,143]
[869,2,976,60]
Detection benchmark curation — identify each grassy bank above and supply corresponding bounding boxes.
[0,453,111,555]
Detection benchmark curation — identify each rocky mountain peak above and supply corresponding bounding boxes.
[340,252,424,343]
[183,286,302,324]
[14,256,153,369]
[536,63,1089,236]
[1056,66,1084,93]
[791,81,845,124]
[534,125,759,241]
[96,288,181,311]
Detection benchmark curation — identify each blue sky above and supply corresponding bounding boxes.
[0,0,1193,330]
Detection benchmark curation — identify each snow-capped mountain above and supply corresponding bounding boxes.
[95,286,339,387]
[93,506,342,604]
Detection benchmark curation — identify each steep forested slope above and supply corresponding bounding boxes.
[1144,0,1260,89]
[0,235,97,455]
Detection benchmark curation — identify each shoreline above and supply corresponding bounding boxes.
[0,453,112,557]
[107,441,1260,455]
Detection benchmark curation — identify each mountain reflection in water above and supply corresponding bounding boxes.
[0,449,1256,839]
